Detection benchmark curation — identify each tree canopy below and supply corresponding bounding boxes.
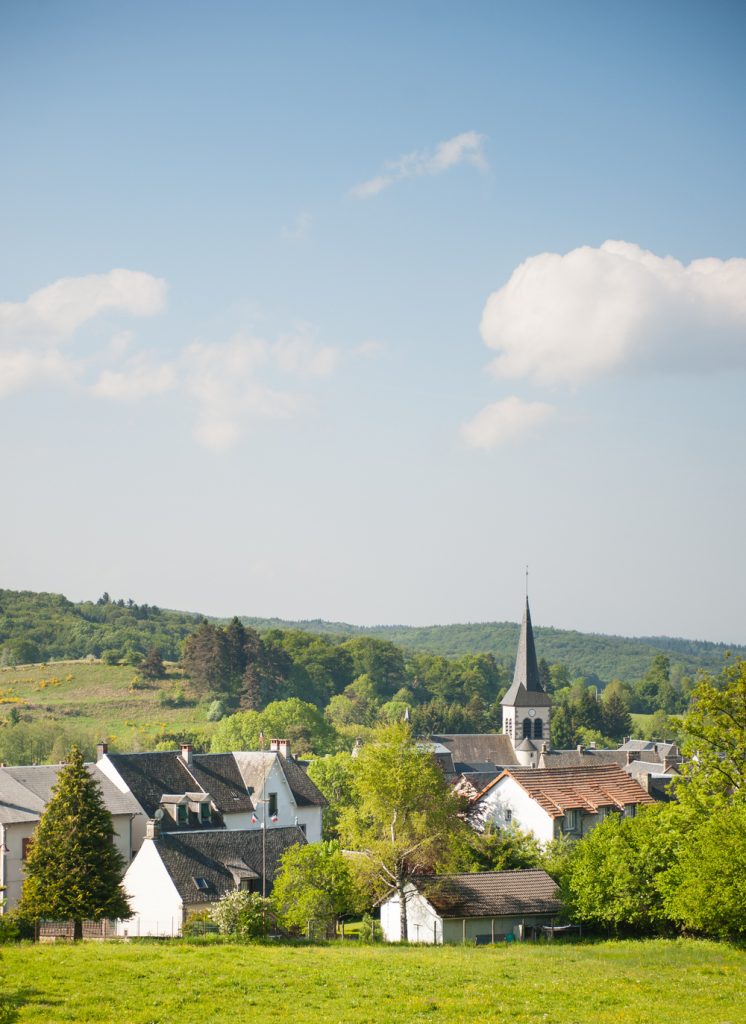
[19,746,130,938]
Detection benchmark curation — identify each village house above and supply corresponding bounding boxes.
[0,737,325,915]
[0,762,140,913]
[470,763,655,843]
[96,738,325,854]
[116,817,305,937]
[380,869,561,944]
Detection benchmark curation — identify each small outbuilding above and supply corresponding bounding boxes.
[380,869,561,944]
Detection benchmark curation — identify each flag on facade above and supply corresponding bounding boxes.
[271,813,278,823]
[251,813,258,824]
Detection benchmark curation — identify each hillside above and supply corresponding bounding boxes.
[1,588,743,684]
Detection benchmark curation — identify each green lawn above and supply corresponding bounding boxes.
[1,939,743,1024]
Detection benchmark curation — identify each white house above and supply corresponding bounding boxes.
[116,819,305,937]
[471,764,655,844]
[380,869,561,944]
[0,762,140,913]
[96,738,325,853]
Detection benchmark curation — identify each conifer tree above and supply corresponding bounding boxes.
[140,646,166,681]
[19,746,130,939]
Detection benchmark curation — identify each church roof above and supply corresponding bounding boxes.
[501,599,551,707]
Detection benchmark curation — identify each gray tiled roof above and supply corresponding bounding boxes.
[431,734,519,769]
[413,869,561,919]
[153,826,305,904]
[540,750,628,769]
[0,768,45,824]
[279,754,327,807]
[105,751,253,824]
[1,763,140,819]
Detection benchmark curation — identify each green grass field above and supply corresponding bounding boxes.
[1,939,743,1024]
[0,660,213,753]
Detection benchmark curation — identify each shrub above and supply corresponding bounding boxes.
[206,700,226,722]
[209,890,270,938]
[358,913,382,943]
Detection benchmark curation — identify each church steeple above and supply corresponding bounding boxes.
[501,595,552,759]
[512,598,542,693]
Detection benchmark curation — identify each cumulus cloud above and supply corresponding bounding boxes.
[350,131,487,199]
[0,269,166,345]
[91,354,178,401]
[480,241,746,385]
[461,397,556,449]
[0,269,166,397]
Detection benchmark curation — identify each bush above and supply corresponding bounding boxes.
[182,910,218,937]
[206,700,226,722]
[358,913,382,943]
[101,649,121,666]
[209,890,270,938]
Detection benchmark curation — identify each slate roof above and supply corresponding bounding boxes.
[105,751,253,825]
[279,754,327,807]
[475,764,655,818]
[0,763,140,821]
[540,750,628,769]
[501,599,551,708]
[0,767,45,824]
[411,869,561,919]
[152,826,305,904]
[430,734,519,769]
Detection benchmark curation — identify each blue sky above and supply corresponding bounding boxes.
[2,2,745,642]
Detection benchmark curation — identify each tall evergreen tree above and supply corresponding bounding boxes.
[140,646,166,681]
[19,746,130,939]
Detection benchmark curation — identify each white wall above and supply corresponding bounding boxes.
[0,821,35,912]
[475,775,555,844]
[381,888,442,944]
[116,840,183,938]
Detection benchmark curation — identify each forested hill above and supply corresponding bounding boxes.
[1,588,743,684]
[241,617,744,683]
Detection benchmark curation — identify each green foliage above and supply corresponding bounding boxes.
[19,746,131,935]
[457,824,542,873]
[208,890,270,938]
[139,647,166,681]
[338,724,465,939]
[357,912,383,943]
[662,802,746,938]
[563,804,684,934]
[206,699,226,722]
[272,841,360,936]
[675,657,746,809]
[306,752,358,839]
[210,698,339,756]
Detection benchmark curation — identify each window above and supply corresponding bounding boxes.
[505,809,513,823]
[268,792,278,817]
[239,878,256,892]
[298,823,307,835]
[564,810,577,831]
[177,804,188,825]
[22,838,32,860]
[193,877,209,892]
[533,719,543,740]
[246,785,254,796]
[200,802,211,822]
[522,718,532,739]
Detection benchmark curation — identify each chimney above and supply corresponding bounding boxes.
[145,818,161,840]
[270,738,291,759]
[576,744,584,754]
[626,750,640,765]
[180,743,193,766]
[96,741,108,761]
[589,741,596,750]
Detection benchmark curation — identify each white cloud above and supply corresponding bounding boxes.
[0,269,166,345]
[91,354,178,401]
[480,241,746,385]
[0,270,166,396]
[350,131,487,199]
[461,397,556,449]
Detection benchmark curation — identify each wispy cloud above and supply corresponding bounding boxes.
[280,211,313,242]
[461,397,556,449]
[350,131,487,199]
[480,241,746,385]
[91,325,339,452]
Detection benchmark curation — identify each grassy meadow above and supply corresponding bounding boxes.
[0,660,212,755]
[1,939,744,1024]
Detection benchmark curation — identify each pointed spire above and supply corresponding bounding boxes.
[512,597,542,692]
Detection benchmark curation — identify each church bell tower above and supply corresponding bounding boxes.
[501,597,552,764]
